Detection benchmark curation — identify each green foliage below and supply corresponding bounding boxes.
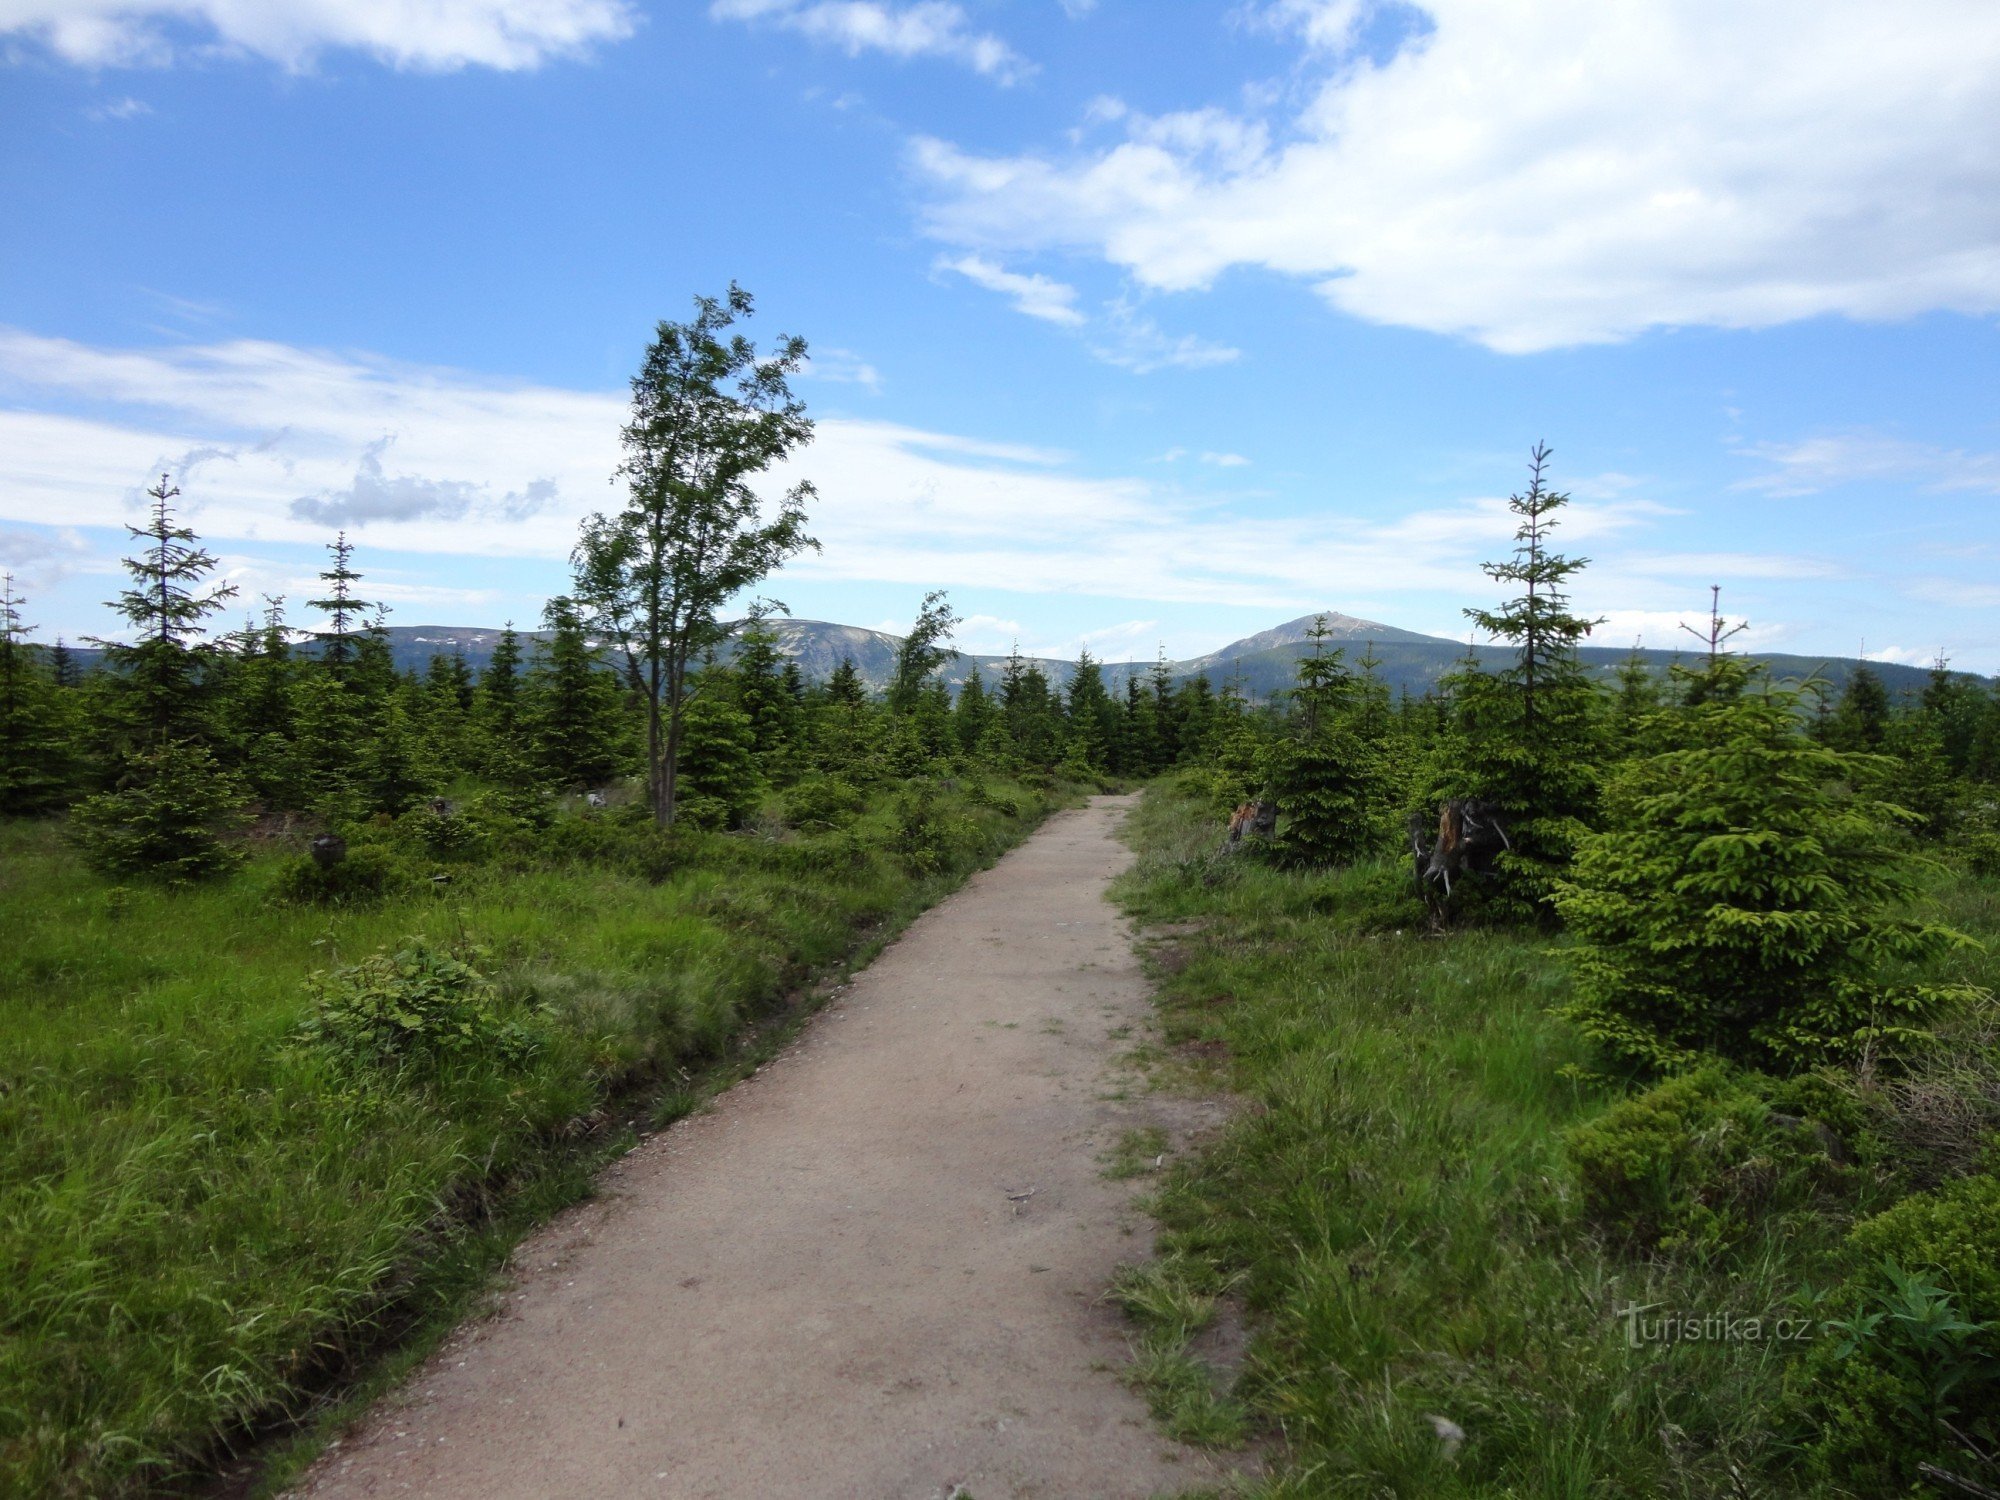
[1111,784,1844,1496]
[298,939,547,1073]
[571,283,816,826]
[524,595,624,790]
[306,531,376,677]
[1563,1066,1847,1257]
[273,845,414,906]
[886,589,960,715]
[890,782,967,875]
[70,741,247,883]
[1824,663,1891,752]
[962,781,1020,818]
[1428,445,1603,919]
[0,576,70,814]
[1269,620,1383,868]
[88,474,239,752]
[1798,1174,2000,1489]
[1554,658,1984,1071]
[675,692,762,826]
[781,773,866,830]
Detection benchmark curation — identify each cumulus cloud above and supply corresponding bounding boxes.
[912,1,2000,351]
[0,522,92,588]
[936,255,1085,326]
[0,325,1780,636]
[3,0,635,71]
[712,0,1031,83]
[289,438,481,526]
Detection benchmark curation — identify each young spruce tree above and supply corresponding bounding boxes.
[1428,444,1602,920]
[1271,616,1381,867]
[0,574,68,813]
[1554,657,1983,1072]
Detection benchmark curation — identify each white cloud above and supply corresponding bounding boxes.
[800,346,884,393]
[1157,446,1251,467]
[1905,578,2000,612]
[912,1,2000,351]
[84,95,151,120]
[1739,433,2000,497]
[936,254,1085,326]
[0,325,1708,634]
[1089,302,1240,373]
[0,523,91,589]
[1589,608,1787,655]
[3,0,634,71]
[712,0,1031,84]
[935,258,1237,374]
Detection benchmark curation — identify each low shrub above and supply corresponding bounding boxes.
[273,845,414,906]
[671,794,735,833]
[1797,1172,2000,1491]
[890,784,969,875]
[296,938,548,1073]
[1564,1066,1849,1257]
[390,804,491,862]
[963,781,1021,819]
[772,830,871,878]
[781,774,866,831]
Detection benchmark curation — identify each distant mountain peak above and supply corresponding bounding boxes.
[1180,610,1451,672]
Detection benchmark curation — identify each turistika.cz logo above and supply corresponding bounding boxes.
[1617,1303,1820,1348]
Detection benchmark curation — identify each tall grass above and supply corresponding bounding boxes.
[0,779,1066,1498]
[1111,785,1985,1499]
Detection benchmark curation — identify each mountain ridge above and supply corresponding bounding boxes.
[367,610,1960,701]
[51,610,1959,700]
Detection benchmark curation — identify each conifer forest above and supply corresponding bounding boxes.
[4,300,2000,1500]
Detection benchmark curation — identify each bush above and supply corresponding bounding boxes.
[297,939,546,1073]
[1798,1173,2000,1490]
[70,742,247,884]
[1564,1066,1849,1257]
[1554,659,1985,1072]
[781,774,866,831]
[272,844,413,906]
[963,781,1021,818]
[891,784,969,876]
[391,804,490,862]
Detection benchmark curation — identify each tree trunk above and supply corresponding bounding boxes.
[662,687,684,828]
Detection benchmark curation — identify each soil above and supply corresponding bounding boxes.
[290,795,1237,1500]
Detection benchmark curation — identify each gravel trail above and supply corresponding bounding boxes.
[294,795,1227,1500]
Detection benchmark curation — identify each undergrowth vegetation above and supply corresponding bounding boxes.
[0,776,1066,1498]
[1115,785,2000,1499]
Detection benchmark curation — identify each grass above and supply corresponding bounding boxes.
[0,775,1074,1498]
[1109,782,2000,1498]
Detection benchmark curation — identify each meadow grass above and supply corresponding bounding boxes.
[1112,785,1998,1499]
[0,778,1069,1498]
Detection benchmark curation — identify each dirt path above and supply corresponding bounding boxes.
[294,795,1229,1500]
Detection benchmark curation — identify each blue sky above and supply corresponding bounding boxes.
[2,0,1998,668]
